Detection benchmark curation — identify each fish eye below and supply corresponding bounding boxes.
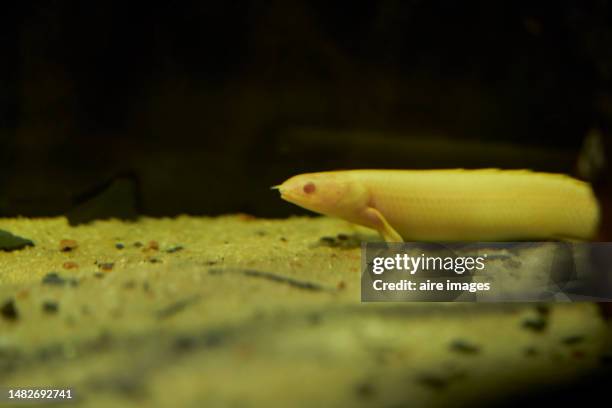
[303,182,316,194]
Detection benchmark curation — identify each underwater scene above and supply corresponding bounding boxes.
[1,1,612,407]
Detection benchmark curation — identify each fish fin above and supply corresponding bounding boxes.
[362,207,403,242]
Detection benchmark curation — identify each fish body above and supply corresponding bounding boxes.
[275,169,600,242]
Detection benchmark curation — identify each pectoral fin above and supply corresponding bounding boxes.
[362,207,403,242]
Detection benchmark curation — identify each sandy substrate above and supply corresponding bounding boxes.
[0,215,611,407]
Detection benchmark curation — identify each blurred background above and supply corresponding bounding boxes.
[1,0,610,228]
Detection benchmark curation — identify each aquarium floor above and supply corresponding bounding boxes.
[0,216,610,407]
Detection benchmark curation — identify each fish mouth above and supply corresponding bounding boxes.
[271,184,286,197]
[271,184,291,201]
[271,183,305,205]
[277,189,301,204]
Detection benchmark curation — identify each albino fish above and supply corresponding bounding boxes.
[274,169,600,242]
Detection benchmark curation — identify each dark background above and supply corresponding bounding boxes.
[1,0,611,226]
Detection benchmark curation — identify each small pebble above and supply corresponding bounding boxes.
[166,245,184,253]
[42,273,64,285]
[562,335,585,345]
[42,301,59,314]
[133,242,143,248]
[115,243,125,250]
[450,339,480,354]
[146,240,159,251]
[62,261,78,270]
[173,336,197,351]
[59,239,78,252]
[148,257,162,264]
[41,272,78,287]
[0,299,18,321]
[280,237,287,242]
[319,236,336,245]
[522,316,547,332]
[98,263,114,272]
[318,235,360,248]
